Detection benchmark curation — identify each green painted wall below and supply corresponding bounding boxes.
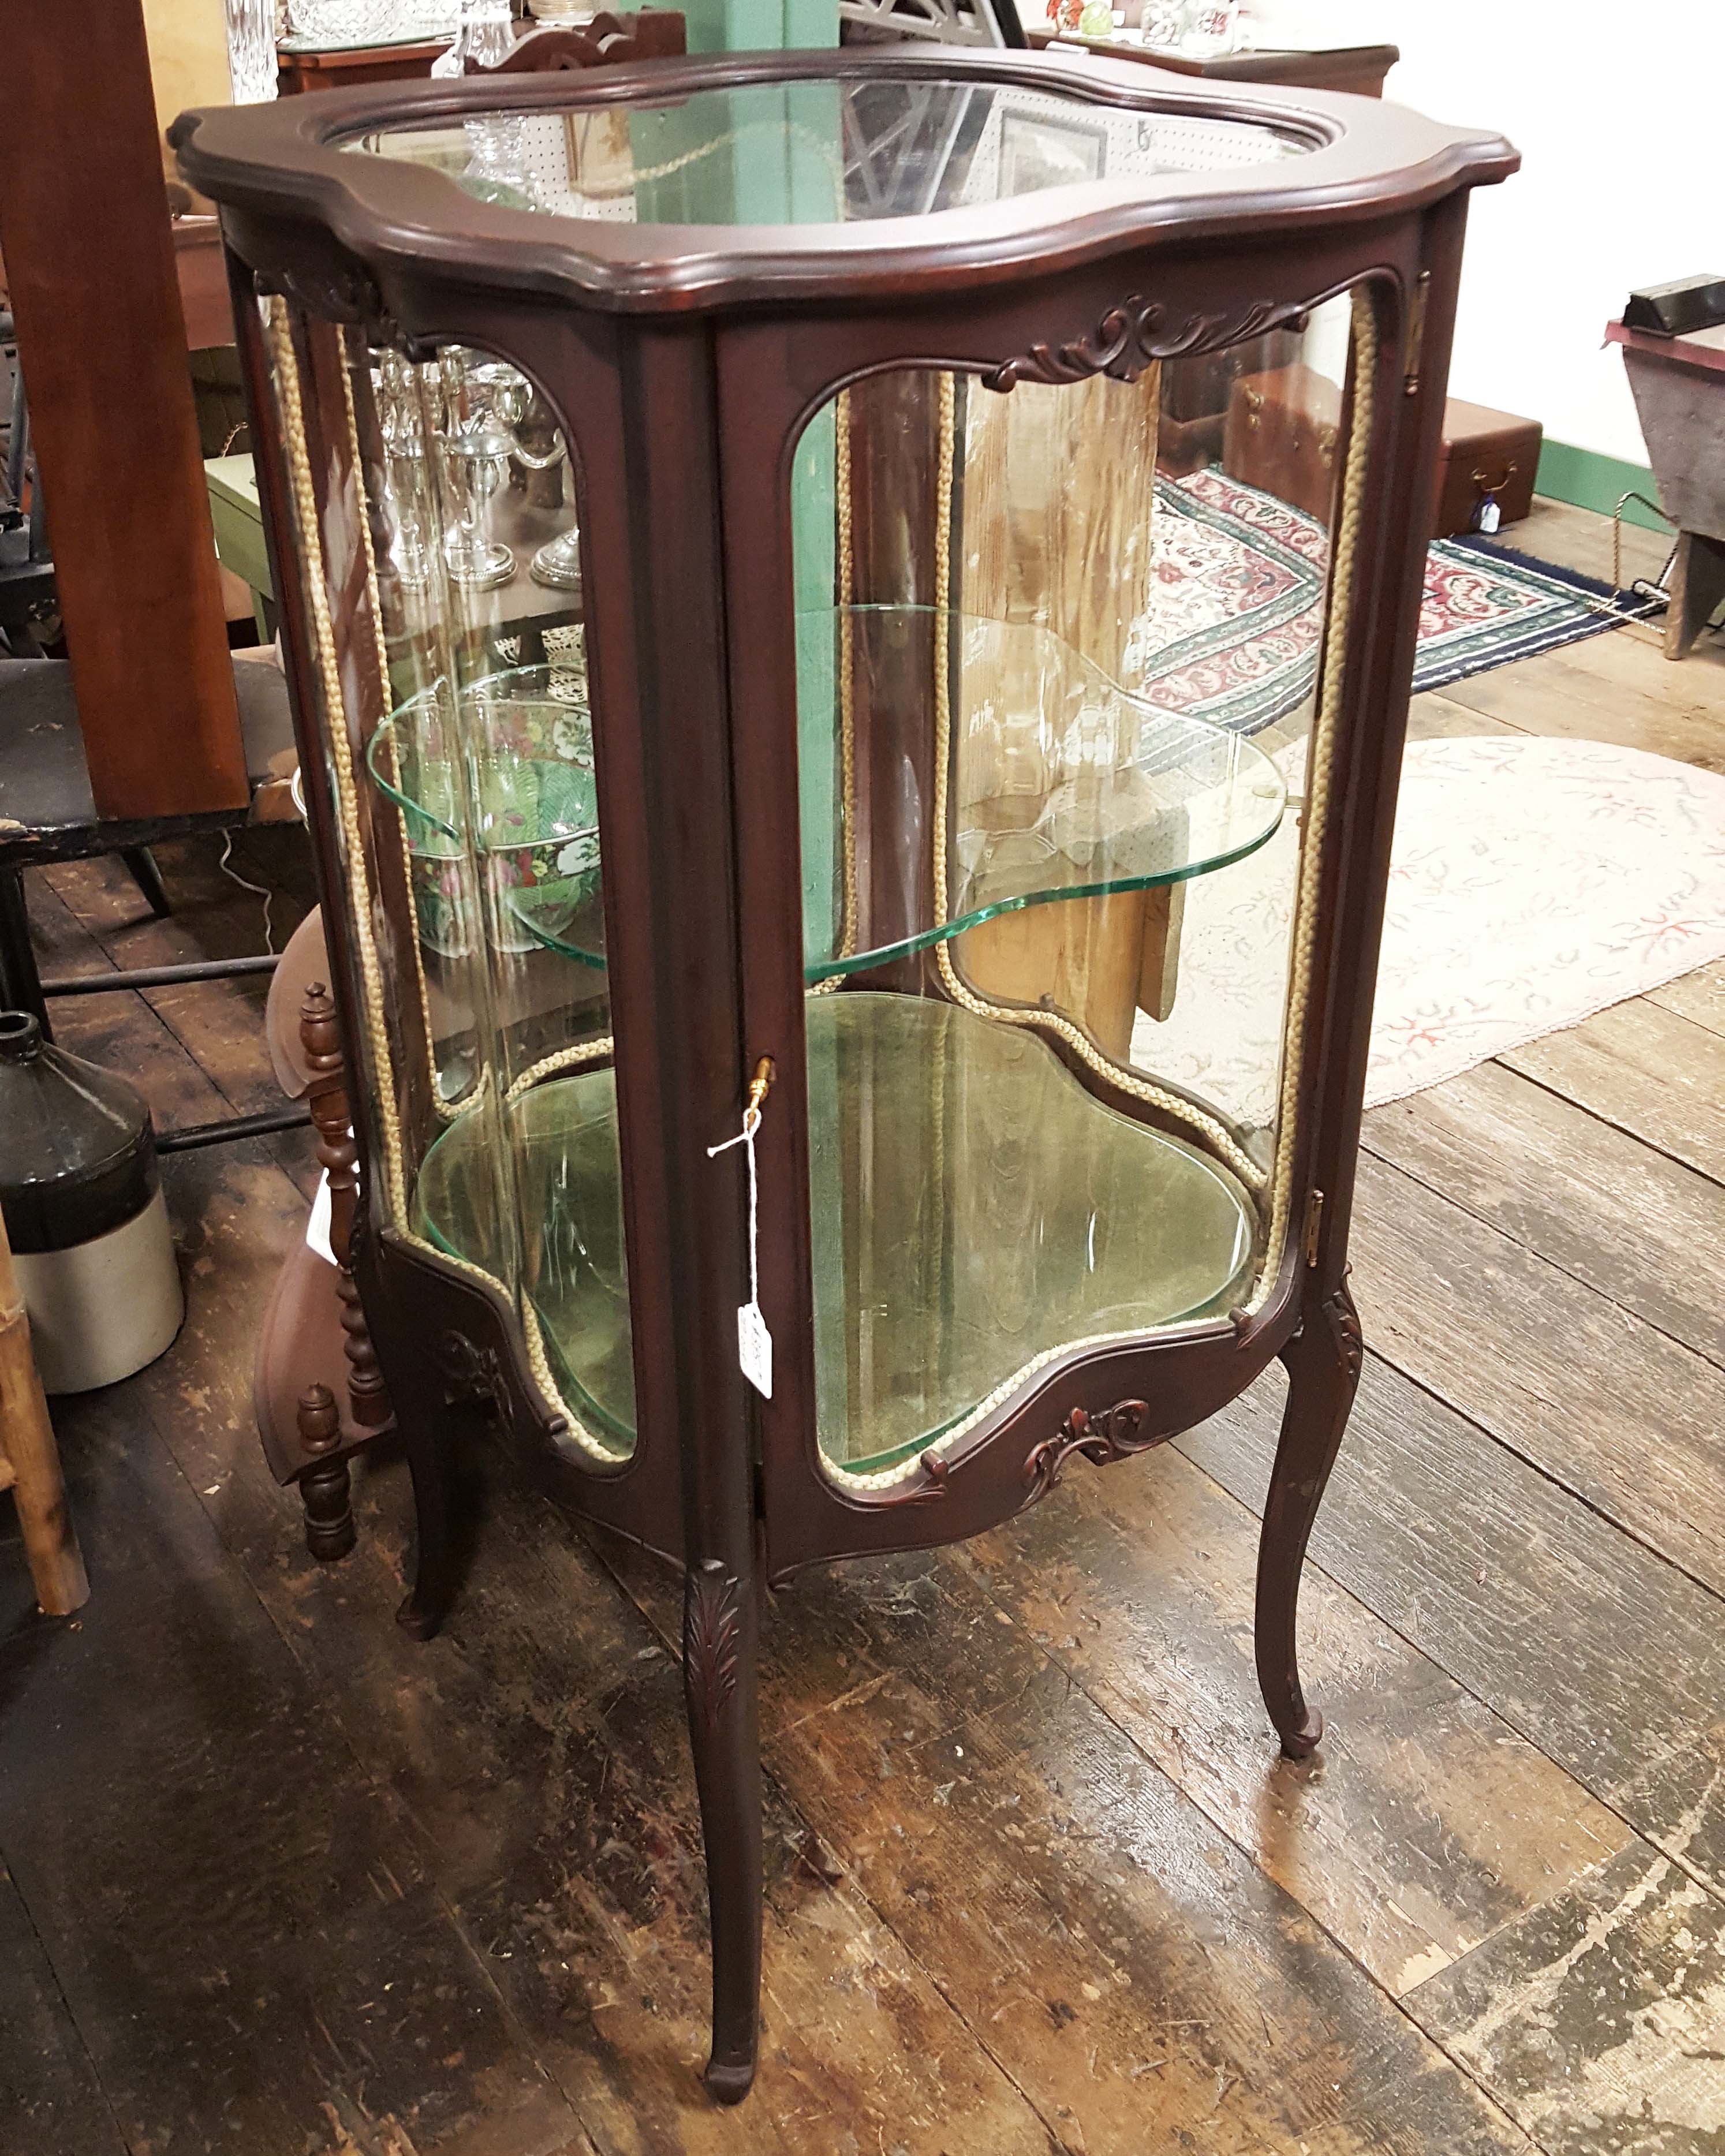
[1535,439,1671,536]
[630,0,843,959]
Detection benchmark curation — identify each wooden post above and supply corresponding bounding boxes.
[0,1211,90,1617]
[300,983,391,1430]
[0,0,247,819]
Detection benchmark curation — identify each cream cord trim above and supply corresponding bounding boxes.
[506,1034,613,1103]
[807,387,858,997]
[268,301,613,1464]
[270,300,409,1230]
[1243,289,1377,1318]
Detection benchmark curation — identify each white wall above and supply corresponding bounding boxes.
[1254,1,1725,465]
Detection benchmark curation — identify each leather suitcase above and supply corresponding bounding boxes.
[1433,399,1541,538]
[1160,328,1302,477]
[1224,372,1542,539]
[1221,363,1342,524]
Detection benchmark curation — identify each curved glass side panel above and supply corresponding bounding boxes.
[790,286,1377,1484]
[257,307,631,1461]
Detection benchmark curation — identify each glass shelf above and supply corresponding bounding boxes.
[367,667,605,963]
[412,991,1257,1473]
[369,618,1285,980]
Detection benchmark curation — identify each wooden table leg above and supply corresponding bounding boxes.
[1664,529,1725,661]
[0,1211,89,1616]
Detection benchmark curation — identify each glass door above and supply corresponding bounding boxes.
[787,283,1377,1492]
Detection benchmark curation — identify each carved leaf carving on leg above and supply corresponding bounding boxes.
[1320,1280,1363,1384]
[684,1561,744,1731]
[1022,1398,1160,1503]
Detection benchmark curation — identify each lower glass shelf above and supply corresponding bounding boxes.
[412,992,1258,1475]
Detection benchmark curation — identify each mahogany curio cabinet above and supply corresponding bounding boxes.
[174,51,1514,2102]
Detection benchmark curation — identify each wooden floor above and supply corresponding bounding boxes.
[4,503,1724,2156]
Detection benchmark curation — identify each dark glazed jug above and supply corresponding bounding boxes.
[0,1011,184,1391]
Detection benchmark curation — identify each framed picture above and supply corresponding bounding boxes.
[997,107,1109,195]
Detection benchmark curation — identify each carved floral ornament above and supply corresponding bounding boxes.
[1022,1399,1166,1501]
[870,1396,1174,1509]
[434,1324,571,1448]
[983,296,1308,391]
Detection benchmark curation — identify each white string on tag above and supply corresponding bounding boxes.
[707,1058,775,1398]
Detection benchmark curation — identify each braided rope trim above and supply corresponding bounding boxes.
[807,387,860,1001]
[269,302,616,1466]
[1242,287,1378,1318]
[506,1033,614,1102]
[271,300,411,1230]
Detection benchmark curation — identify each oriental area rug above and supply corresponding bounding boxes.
[1133,734,1725,1118]
[1138,468,1660,736]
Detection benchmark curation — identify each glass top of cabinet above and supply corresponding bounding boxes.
[347,73,1316,225]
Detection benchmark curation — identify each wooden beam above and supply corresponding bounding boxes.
[0,0,246,819]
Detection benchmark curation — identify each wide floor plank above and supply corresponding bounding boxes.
[600,1540,1536,2156]
[1349,1150,1725,1594]
[1646,955,1725,1038]
[1363,1059,1725,1363]
[0,1858,126,2156]
[118,1153,1051,2156]
[952,1441,1629,2000]
[1500,997,1725,1185]
[1410,1841,1725,2156]
[0,1373,588,2156]
[1438,642,1725,771]
[1184,1358,1725,1899]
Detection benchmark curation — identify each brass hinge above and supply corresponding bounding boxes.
[1404,271,1431,398]
[1302,1189,1325,1266]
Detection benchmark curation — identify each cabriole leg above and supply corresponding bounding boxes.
[1254,1278,1362,1758]
[682,1555,762,2102]
[395,1389,461,1643]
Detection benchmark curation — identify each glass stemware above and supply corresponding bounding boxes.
[225,0,278,103]
[438,351,517,589]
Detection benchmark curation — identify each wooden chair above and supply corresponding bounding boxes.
[253,908,395,1562]
[463,8,687,72]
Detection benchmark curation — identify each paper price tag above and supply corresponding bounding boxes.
[708,1060,778,1403]
[305,1171,336,1267]
[738,1300,773,1399]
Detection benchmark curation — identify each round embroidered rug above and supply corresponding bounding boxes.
[1132,735,1725,1122]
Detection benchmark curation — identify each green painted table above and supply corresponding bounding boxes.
[205,453,272,638]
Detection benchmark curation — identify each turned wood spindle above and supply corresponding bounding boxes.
[299,982,391,1429]
[296,1382,354,1560]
